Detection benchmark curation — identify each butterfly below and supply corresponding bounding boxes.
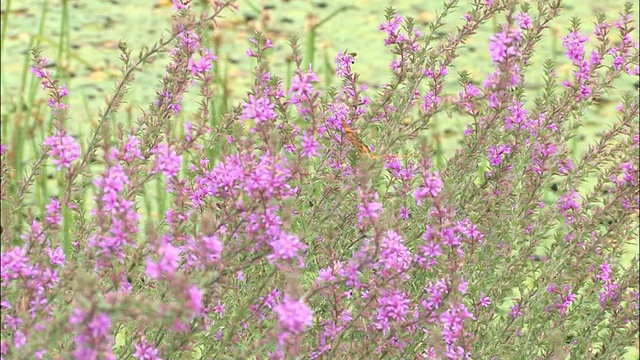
[338,119,418,163]
[340,119,376,159]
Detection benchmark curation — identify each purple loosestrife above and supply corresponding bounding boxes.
[88,145,140,268]
[374,290,412,333]
[187,49,217,77]
[184,234,223,269]
[30,56,70,115]
[356,189,384,225]
[1,1,638,359]
[334,52,355,79]
[557,189,581,226]
[562,30,598,101]
[42,131,81,170]
[376,230,412,276]
[300,130,320,158]
[439,302,474,358]
[273,296,313,341]
[44,198,62,227]
[545,284,577,316]
[289,64,320,110]
[267,232,307,266]
[152,143,182,180]
[69,310,114,360]
[563,31,589,65]
[146,242,181,280]
[489,25,523,64]
[133,340,162,360]
[240,94,278,126]
[487,144,511,167]
[414,171,443,203]
[379,13,404,46]
[416,226,443,270]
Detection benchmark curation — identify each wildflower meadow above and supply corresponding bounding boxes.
[0,0,638,359]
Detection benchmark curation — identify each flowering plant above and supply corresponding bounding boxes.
[1,0,638,359]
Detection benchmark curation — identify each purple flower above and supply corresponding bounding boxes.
[517,12,532,29]
[488,27,522,63]
[620,161,637,185]
[93,163,129,210]
[156,89,183,116]
[335,51,355,78]
[201,234,223,263]
[177,28,198,52]
[88,313,111,338]
[30,58,50,78]
[557,157,574,175]
[300,130,320,158]
[273,296,313,336]
[504,100,527,130]
[556,291,576,315]
[421,91,441,112]
[599,282,621,309]
[596,261,612,283]
[152,143,182,179]
[70,310,114,360]
[43,131,81,170]
[440,302,474,345]
[379,13,404,45]
[46,84,69,109]
[479,294,491,308]
[240,94,277,125]
[377,231,412,273]
[267,232,307,263]
[563,31,589,65]
[487,144,511,166]
[5,315,23,331]
[290,64,319,103]
[440,226,461,247]
[69,308,85,325]
[338,260,361,289]
[357,194,384,224]
[316,267,336,283]
[509,303,522,318]
[458,218,485,244]
[146,243,181,280]
[133,340,161,360]
[187,285,204,314]
[13,331,26,349]
[0,246,30,281]
[375,290,411,333]
[557,190,580,224]
[399,206,410,220]
[420,239,442,259]
[45,198,62,226]
[325,102,349,129]
[242,154,293,199]
[212,299,225,316]
[414,171,443,205]
[422,279,449,314]
[187,49,217,77]
[47,246,65,267]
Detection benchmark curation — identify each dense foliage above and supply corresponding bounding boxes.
[1,0,638,359]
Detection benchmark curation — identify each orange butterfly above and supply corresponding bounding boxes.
[339,120,415,162]
[340,119,376,159]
